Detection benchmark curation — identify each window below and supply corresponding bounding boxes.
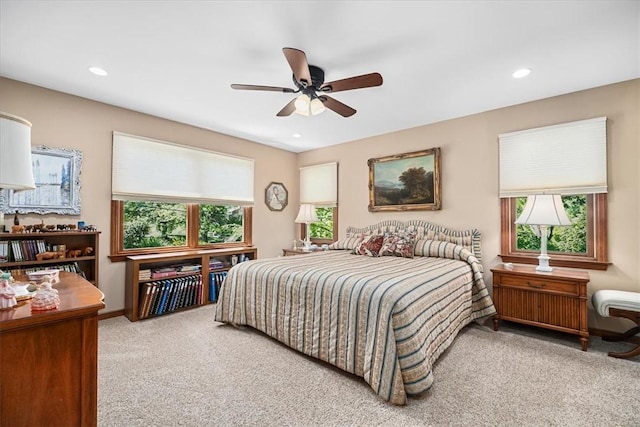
[110,132,254,260]
[303,206,338,245]
[299,162,338,244]
[498,117,608,270]
[500,194,608,270]
[111,201,252,260]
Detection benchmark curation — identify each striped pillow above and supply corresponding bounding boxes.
[414,239,473,260]
[328,234,365,250]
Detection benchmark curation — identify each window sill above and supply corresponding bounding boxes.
[498,254,610,271]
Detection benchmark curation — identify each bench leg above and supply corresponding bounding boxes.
[604,308,640,359]
[602,326,639,342]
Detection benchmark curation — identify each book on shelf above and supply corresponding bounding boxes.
[208,271,227,302]
[139,283,154,319]
[176,264,201,273]
[0,241,8,263]
[209,258,225,269]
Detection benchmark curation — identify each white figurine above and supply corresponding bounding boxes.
[0,272,17,310]
[31,276,60,311]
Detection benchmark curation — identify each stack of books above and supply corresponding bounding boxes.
[138,269,152,280]
[209,258,224,270]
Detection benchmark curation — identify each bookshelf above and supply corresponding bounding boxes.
[0,231,100,286]
[124,246,257,322]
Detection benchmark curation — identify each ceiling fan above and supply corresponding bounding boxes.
[231,47,383,118]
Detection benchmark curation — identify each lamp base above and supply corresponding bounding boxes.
[535,254,553,272]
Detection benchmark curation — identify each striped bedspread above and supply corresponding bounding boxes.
[215,249,495,404]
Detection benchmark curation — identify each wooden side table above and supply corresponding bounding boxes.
[491,264,590,351]
[282,248,322,256]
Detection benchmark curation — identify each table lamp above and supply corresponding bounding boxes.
[294,204,318,251]
[515,194,572,272]
[0,112,36,232]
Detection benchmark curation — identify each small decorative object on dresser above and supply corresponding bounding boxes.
[0,272,17,310]
[491,263,590,351]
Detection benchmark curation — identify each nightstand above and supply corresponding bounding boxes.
[491,264,590,351]
[282,248,321,256]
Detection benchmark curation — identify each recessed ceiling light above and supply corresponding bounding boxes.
[512,68,531,79]
[292,133,302,138]
[89,66,108,76]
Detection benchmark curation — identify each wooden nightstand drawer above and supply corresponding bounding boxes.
[498,275,579,295]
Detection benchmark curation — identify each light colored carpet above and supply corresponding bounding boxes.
[98,304,639,427]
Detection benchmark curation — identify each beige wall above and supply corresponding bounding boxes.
[0,78,300,313]
[2,77,638,331]
[299,79,640,331]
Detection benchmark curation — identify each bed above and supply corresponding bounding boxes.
[214,220,496,405]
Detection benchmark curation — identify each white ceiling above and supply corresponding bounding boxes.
[1,1,638,153]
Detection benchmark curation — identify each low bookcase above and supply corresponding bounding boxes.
[124,247,257,322]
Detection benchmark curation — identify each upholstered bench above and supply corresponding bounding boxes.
[592,290,640,359]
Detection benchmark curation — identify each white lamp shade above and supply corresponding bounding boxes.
[515,195,572,226]
[0,112,36,190]
[295,204,318,224]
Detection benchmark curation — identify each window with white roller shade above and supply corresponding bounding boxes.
[299,162,338,206]
[112,132,254,205]
[499,117,607,197]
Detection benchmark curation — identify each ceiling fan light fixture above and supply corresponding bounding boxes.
[294,94,310,116]
[310,98,325,115]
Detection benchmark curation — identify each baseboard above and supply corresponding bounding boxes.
[99,309,124,321]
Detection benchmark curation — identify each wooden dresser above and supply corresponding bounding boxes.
[0,272,105,426]
[491,264,590,351]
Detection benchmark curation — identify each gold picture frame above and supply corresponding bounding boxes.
[368,147,441,212]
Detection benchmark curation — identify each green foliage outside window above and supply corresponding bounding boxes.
[309,207,334,239]
[515,195,587,254]
[123,201,187,249]
[123,201,243,249]
[198,204,243,244]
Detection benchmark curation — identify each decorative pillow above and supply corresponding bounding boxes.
[328,234,366,250]
[437,232,473,249]
[379,231,416,258]
[352,234,384,257]
[414,239,471,259]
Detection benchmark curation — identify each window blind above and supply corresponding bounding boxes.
[112,132,254,205]
[498,117,607,197]
[299,162,338,206]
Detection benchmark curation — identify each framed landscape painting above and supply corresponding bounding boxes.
[368,147,441,212]
[0,145,82,215]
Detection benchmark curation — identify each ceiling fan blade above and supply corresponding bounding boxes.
[231,84,296,93]
[319,96,356,117]
[320,72,383,93]
[282,47,312,87]
[276,98,297,117]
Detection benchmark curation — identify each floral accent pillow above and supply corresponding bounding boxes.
[352,234,385,257]
[379,231,416,258]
